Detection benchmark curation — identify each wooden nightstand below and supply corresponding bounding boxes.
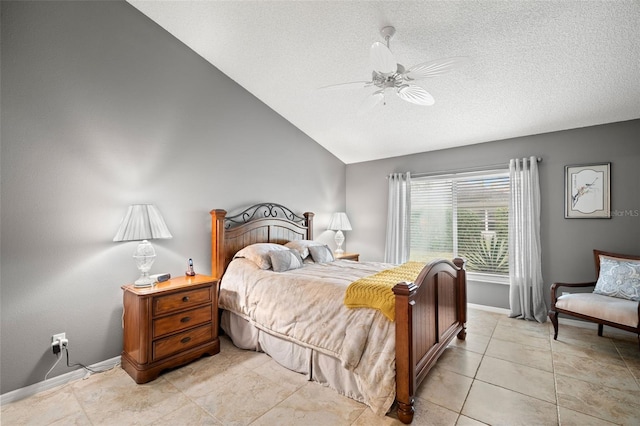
[335,252,359,261]
[121,274,220,384]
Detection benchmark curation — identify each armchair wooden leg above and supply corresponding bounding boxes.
[549,310,559,340]
[598,324,604,337]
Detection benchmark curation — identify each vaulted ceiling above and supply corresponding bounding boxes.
[128,1,640,164]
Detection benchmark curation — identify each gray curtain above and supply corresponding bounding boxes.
[508,157,546,322]
[384,172,411,264]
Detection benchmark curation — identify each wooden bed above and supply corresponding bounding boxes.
[210,203,467,424]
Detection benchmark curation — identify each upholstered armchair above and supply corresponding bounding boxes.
[549,249,640,348]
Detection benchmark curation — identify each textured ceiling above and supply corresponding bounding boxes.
[128,1,640,164]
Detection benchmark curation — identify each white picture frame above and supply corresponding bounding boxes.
[564,163,611,219]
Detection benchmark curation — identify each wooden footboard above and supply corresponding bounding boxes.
[393,258,467,424]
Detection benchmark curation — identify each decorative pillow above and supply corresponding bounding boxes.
[308,245,335,263]
[269,249,304,272]
[593,255,640,301]
[284,240,323,259]
[233,243,288,270]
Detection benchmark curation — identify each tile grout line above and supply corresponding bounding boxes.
[171,354,279,425]
[454,316,499,425]
[549,326,561,425]
[611,339,640,391]
[70,383,95,426]
[157,376,224,425]
[459,319,560,423]
[551,332,638,425]
[74,365,153,425]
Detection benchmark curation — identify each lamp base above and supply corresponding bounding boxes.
[334,230,345,255]
[133,240,156,287]
[134,276,155,288]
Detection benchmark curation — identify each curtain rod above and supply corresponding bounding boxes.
[400,157,542,179]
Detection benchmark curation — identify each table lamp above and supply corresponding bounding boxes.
[113,204,172,287]
[327,212,352,255]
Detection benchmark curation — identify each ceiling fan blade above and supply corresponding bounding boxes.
[370,42,397,75]
[404,57,467,80]
[396,85,435,106]
[317,81,372,90]
[358,90,385,115]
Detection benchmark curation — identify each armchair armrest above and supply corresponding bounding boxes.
[550,281,596,306]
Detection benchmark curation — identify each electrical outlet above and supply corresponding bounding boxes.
[52,332,66,346]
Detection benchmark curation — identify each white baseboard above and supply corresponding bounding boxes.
[468,303,510,315]
[1,356,121,406]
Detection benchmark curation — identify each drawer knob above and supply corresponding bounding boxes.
[180,337,191,344]
[180,316,191,323]
[182,296,190,302]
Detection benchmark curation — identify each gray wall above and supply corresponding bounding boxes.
[0,1,345,394]
[347,120,640,309]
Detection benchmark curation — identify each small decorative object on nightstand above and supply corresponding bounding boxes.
[335,252,359,261]
[185,258,196,276]
[121,274,219,384]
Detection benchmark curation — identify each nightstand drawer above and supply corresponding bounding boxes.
[152,324,212,360]
[152,305,212,338]
[153,287,211,315]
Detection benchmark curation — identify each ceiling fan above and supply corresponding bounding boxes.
[320,26,465,112]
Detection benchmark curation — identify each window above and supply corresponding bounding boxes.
[410,170,510,276]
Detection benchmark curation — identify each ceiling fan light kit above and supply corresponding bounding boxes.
[323,25,464,112]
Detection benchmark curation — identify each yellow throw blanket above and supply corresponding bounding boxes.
[344,261,424,321]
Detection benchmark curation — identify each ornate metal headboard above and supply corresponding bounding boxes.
[210,203,314,280]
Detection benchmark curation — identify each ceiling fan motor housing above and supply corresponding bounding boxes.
[380,26,396,43]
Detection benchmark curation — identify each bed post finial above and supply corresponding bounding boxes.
[210,209,227,280]
[304,212,314,239]
[453,257,467,340]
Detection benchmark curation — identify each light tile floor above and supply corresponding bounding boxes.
[3,307,640,425]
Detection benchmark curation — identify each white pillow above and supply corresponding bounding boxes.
[234,243,288,270]
[593,255,640,301]
[269,249,304,272]
[308,245,335,263]
[284,240,323,259]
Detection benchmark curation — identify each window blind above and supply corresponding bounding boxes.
[410,170,510,275]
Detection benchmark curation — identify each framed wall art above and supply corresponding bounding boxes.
[565,163,610,218]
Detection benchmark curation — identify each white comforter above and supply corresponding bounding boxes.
[218,258,397,415]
